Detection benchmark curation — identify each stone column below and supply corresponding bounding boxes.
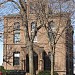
[38,47,44,71]
[39,59,44,71]
[21,47,27,71]
[21,55,26,71]
[24,58,26,71]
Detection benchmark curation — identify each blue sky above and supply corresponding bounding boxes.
[0,42,3,65]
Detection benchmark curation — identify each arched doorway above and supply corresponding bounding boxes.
[33,52,38,74]
[26,52,38,74]
[26,54,29,73]
[43,51,51,70]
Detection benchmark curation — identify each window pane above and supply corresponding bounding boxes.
[14,53,20,57]
[13,52,20,66]
[14,33,20,43]
[31,22,36,31]
[30,2,35,13]
[14,57,19,65]
[14,22,20,30]
[25,0,27,2]
[33,36,37,42]
[48,21,56,32]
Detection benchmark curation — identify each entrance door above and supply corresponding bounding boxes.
[43,52,51,70]
[33,52,38,74]
[26,54,29,73]
[33,52,38,70]
[26,52,38,74]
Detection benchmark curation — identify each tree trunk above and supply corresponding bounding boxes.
[51,53,54,75]
[29,41,34,75]
[23,15,34,75]
[48,42,54,75]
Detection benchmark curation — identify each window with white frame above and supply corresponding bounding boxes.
[25,0,27,2]
[31,22,36,32]
[14,22,20,43]
[33,36,37,42]
[14,32,20,43]
[48,21,56,32]
[13,52,20,66]
[31,22,37,42]
[14,22,20,31]
[48,21,56,42]
[30,2,35,14]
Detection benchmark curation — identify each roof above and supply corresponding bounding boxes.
[48,12,71,18]
[4,13,21,18]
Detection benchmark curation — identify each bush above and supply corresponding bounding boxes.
[38,70,58,75]
[38,70,50,75]
[0,66,6,75]
[0,66,10,75]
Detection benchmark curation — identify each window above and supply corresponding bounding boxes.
[25,0,27,2]
[31,22,36,32]
[31,22,37,42]
[14,22,20,30]
[33,36,37,42]
[48,21,57,33]
[48,21,56,32]
[30,2,35,14]
[13,52,20,66]
[13,22,20,43]
[14,32,20,43]
[48,21,56,42]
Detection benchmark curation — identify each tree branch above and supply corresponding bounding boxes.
[55,25,71,45]
[11,0,21,10]
[0,0,21,11]
[19,0,27,13]
[0,1,8,6]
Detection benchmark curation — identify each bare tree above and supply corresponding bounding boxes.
[0,0,43,75]
[0,0,75,75]
[34,0,74,75]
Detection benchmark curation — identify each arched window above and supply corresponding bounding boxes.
[31,22,36,32]
[48,21,56,32]
[25,0,27,2]
[48,21,56,42]
[31,22,37,42]
[14,22,20,30]
[13,52,20,66]
[30,2,35,14]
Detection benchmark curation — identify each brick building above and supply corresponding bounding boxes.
[3,0,73,75]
